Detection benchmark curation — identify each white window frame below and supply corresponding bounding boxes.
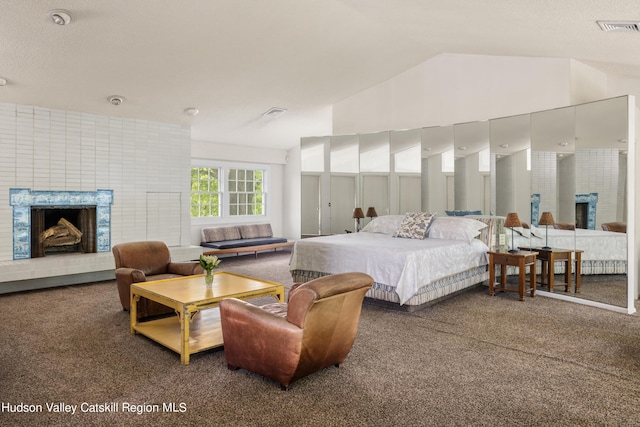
[190,160,271,225]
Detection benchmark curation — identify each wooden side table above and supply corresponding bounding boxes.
[518,247,583,293]
[487,250,538,301]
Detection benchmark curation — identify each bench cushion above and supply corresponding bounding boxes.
[238,224,273,239]
[201,237,287,250]
[202,226,241,243]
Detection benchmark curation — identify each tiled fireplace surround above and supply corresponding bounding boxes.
[0,103,202,293]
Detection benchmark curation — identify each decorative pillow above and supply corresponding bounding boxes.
[361,215,405,235]
[427,216,488,244]
[392,212,435,239]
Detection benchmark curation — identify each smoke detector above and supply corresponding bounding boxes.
[107,95,125,106]
[597,21,640,32]
[184,107,199,116]
[49,9,73,26]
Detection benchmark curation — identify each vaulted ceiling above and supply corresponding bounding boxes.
[2,1,640,150]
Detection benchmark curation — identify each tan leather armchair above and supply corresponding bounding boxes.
[112,241,203,319]
[219,272,373,390]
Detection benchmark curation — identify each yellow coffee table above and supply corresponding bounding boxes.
[130,271,285,364]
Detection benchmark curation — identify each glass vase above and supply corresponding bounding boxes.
[204,271,214,288]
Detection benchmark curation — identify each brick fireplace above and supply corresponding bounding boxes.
[9,189,113,260]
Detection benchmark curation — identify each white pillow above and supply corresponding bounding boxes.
[427,216,488,244]
[361,215,405,235]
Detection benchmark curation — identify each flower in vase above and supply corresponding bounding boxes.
[199,254,222,273]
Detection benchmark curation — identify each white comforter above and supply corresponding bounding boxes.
[507,228,627,261]
[290,232,489,304]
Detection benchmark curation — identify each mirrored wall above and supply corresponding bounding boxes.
[300,95,635,313]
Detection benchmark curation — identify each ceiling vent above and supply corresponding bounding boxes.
[597,21,640,32]
[262,107,287,118]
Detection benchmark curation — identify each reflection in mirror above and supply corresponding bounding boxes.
[390,129,421,215]
[300,136,329,236]
[453,121,490,214]
[573,96,629,308]
[490,114,531,249]
[531,106,576,229]
[330,135,359,234]
[529,106,576,293]
[421,126,454,213]
[359,131,390,218]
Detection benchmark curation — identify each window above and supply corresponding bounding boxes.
[191,163,268,219]
[191,167,221,217]
[228,168,264,216]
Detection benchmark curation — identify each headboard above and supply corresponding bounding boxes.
[466,215,506,252]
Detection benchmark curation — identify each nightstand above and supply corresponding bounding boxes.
[518,247,583,293]
[487,250,538,301]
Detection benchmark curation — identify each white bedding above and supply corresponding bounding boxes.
[290,232,489,304]
[507,227,627,261]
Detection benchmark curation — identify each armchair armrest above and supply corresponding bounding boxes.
[114,267,146,285]
[167,261,203,276]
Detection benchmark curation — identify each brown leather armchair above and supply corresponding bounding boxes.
[112,241,203,319]
[219,272,373,390]
[601,222,626,233]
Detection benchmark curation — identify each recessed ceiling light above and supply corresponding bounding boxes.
[0,77,6,86]
[499,143,509,148]
[619,138,628,143]
[558,142,569,146]
[423,147,431,151]
[457,146,467,151]
[49,9,72,26]
[107,95,125,106]
[262,107,287,118]
[184,107,199,116]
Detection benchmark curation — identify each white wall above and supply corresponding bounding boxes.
[333,54,573,135]
[0,102,192,262]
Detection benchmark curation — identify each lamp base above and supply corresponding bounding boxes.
[508,249,518,253]
[541,246,551,250]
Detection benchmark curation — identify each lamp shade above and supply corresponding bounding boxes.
[538,211,555,226]
[352,208,364,219]
[366,207,378,218]
[504,212,521,228]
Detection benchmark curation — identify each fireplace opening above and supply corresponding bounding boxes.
[30,207,97,258]
[575,202,588,229]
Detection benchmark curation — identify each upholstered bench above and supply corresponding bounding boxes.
[201,224,294,258]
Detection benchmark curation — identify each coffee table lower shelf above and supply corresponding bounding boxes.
[132,308,223,356]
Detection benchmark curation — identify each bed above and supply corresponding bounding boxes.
[290,214,503,309]
[506,226,627,274]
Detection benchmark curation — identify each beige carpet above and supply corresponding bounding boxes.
[1,250,640,426]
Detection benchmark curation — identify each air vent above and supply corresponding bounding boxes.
[597,21,640,32]
[262,107,287,118]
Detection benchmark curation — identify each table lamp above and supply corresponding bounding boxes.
[366,207,378,222]
[538,211,555,250]
[504,212,521,253]
[352,207,364,232]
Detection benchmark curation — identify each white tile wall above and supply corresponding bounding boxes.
[576,148,621,225]
[0,102,196,284]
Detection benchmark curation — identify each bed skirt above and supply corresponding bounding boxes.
[290,266,488,307]
[504,260,627,276]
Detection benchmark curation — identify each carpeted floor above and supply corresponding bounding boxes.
[1,250,640,426]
